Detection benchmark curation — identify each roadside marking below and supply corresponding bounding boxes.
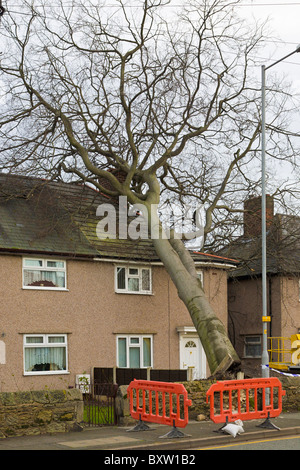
[198,435,300,450]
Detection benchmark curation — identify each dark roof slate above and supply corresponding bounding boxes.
[0,173,238,266]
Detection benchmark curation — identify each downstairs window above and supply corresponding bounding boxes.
[23,334,68,375]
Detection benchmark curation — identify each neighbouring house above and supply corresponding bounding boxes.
[221,195,300,377]
[0,173,238,392]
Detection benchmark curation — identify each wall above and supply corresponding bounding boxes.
[0,388,83,438]
[279,276,300,338]
[228,274,300,376]
[0,254,230,392]
[116,376,300,425]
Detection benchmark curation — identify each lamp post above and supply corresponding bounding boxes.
[261,45,300,380]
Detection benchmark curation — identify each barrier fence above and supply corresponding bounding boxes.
[127,379,192,438]
[206,377,286,430]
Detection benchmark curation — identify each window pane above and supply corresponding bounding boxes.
[24,347,66,372]
[118,338,127,367]
[142,269,150,291]
[26,336,44,344]
[24,259,43,267]
[48,336,65,343]
[143,338,151,367]
[248,336,261,344]
[245,336,261,357]
[24,270,65,288]
[130,337,139,344]
[245,344,261,357]
[129,347,140,368]
[117,267,126,290]
[47,261,65,268]
[128,277,139,292]
[129,268,138,275]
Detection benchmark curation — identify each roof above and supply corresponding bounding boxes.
[0,173,238,267]
[219,214,300,278]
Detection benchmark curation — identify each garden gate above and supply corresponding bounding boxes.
[77,382,119,426]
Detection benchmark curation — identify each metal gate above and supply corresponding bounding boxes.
[79,382,119,426]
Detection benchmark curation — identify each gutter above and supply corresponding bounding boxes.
[92,257,238,270]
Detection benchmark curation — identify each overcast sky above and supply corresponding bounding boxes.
[238,0,300,89]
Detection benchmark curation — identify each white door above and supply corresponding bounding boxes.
[180,335,206,380]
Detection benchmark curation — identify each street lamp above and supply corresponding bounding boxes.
[261,45,300,380]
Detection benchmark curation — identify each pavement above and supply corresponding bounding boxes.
[0,412,300,451]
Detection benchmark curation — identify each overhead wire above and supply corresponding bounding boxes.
[3,1,300,66]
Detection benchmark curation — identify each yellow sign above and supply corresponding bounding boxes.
[262,316,271,322]
[291,335,300,365]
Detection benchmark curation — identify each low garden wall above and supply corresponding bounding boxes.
[2,375,300,437]
[0,388,84,438]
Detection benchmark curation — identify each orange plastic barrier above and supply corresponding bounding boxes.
[206,377,286,425]
[127,379,192,429]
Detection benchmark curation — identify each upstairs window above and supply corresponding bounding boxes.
[23,258,67,290]
[115,266,152,294]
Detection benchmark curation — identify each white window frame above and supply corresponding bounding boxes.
[23,334,69,376]
[197,270,204,288]
[22,258,67,291]
[115,266,152,294]
[116,334,153,369]
[244,335,262,358]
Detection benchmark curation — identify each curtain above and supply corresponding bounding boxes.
[25,347,66,371]
[24,270,65,288]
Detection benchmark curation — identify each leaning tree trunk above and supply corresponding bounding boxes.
[150,210,240,376]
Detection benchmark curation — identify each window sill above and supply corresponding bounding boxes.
[22,287,69,292]
[115,290,153,295]
[24,371,70,376]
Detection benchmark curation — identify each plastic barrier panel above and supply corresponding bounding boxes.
[127,379,192,429]
[206,377,286,425]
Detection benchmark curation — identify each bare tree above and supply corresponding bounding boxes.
[0,0,298,374]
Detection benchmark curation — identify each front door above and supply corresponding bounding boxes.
[179,335,206,380]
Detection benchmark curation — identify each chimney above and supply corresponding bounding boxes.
[98,169,127,196]
[244,195,274,238]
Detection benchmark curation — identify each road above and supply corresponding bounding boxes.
[198,435,300,450]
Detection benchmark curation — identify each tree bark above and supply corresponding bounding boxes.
[150,209,240,375]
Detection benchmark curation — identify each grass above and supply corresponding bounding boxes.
[83,404,115,425]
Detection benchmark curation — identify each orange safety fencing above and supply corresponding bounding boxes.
[206,377,286,427]
[127,379,192,437]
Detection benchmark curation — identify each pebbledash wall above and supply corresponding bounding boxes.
[0,388,83,438]
[0,255,230,392]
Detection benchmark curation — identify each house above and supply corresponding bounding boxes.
[0,173,238,392]
[221,195,300,376]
